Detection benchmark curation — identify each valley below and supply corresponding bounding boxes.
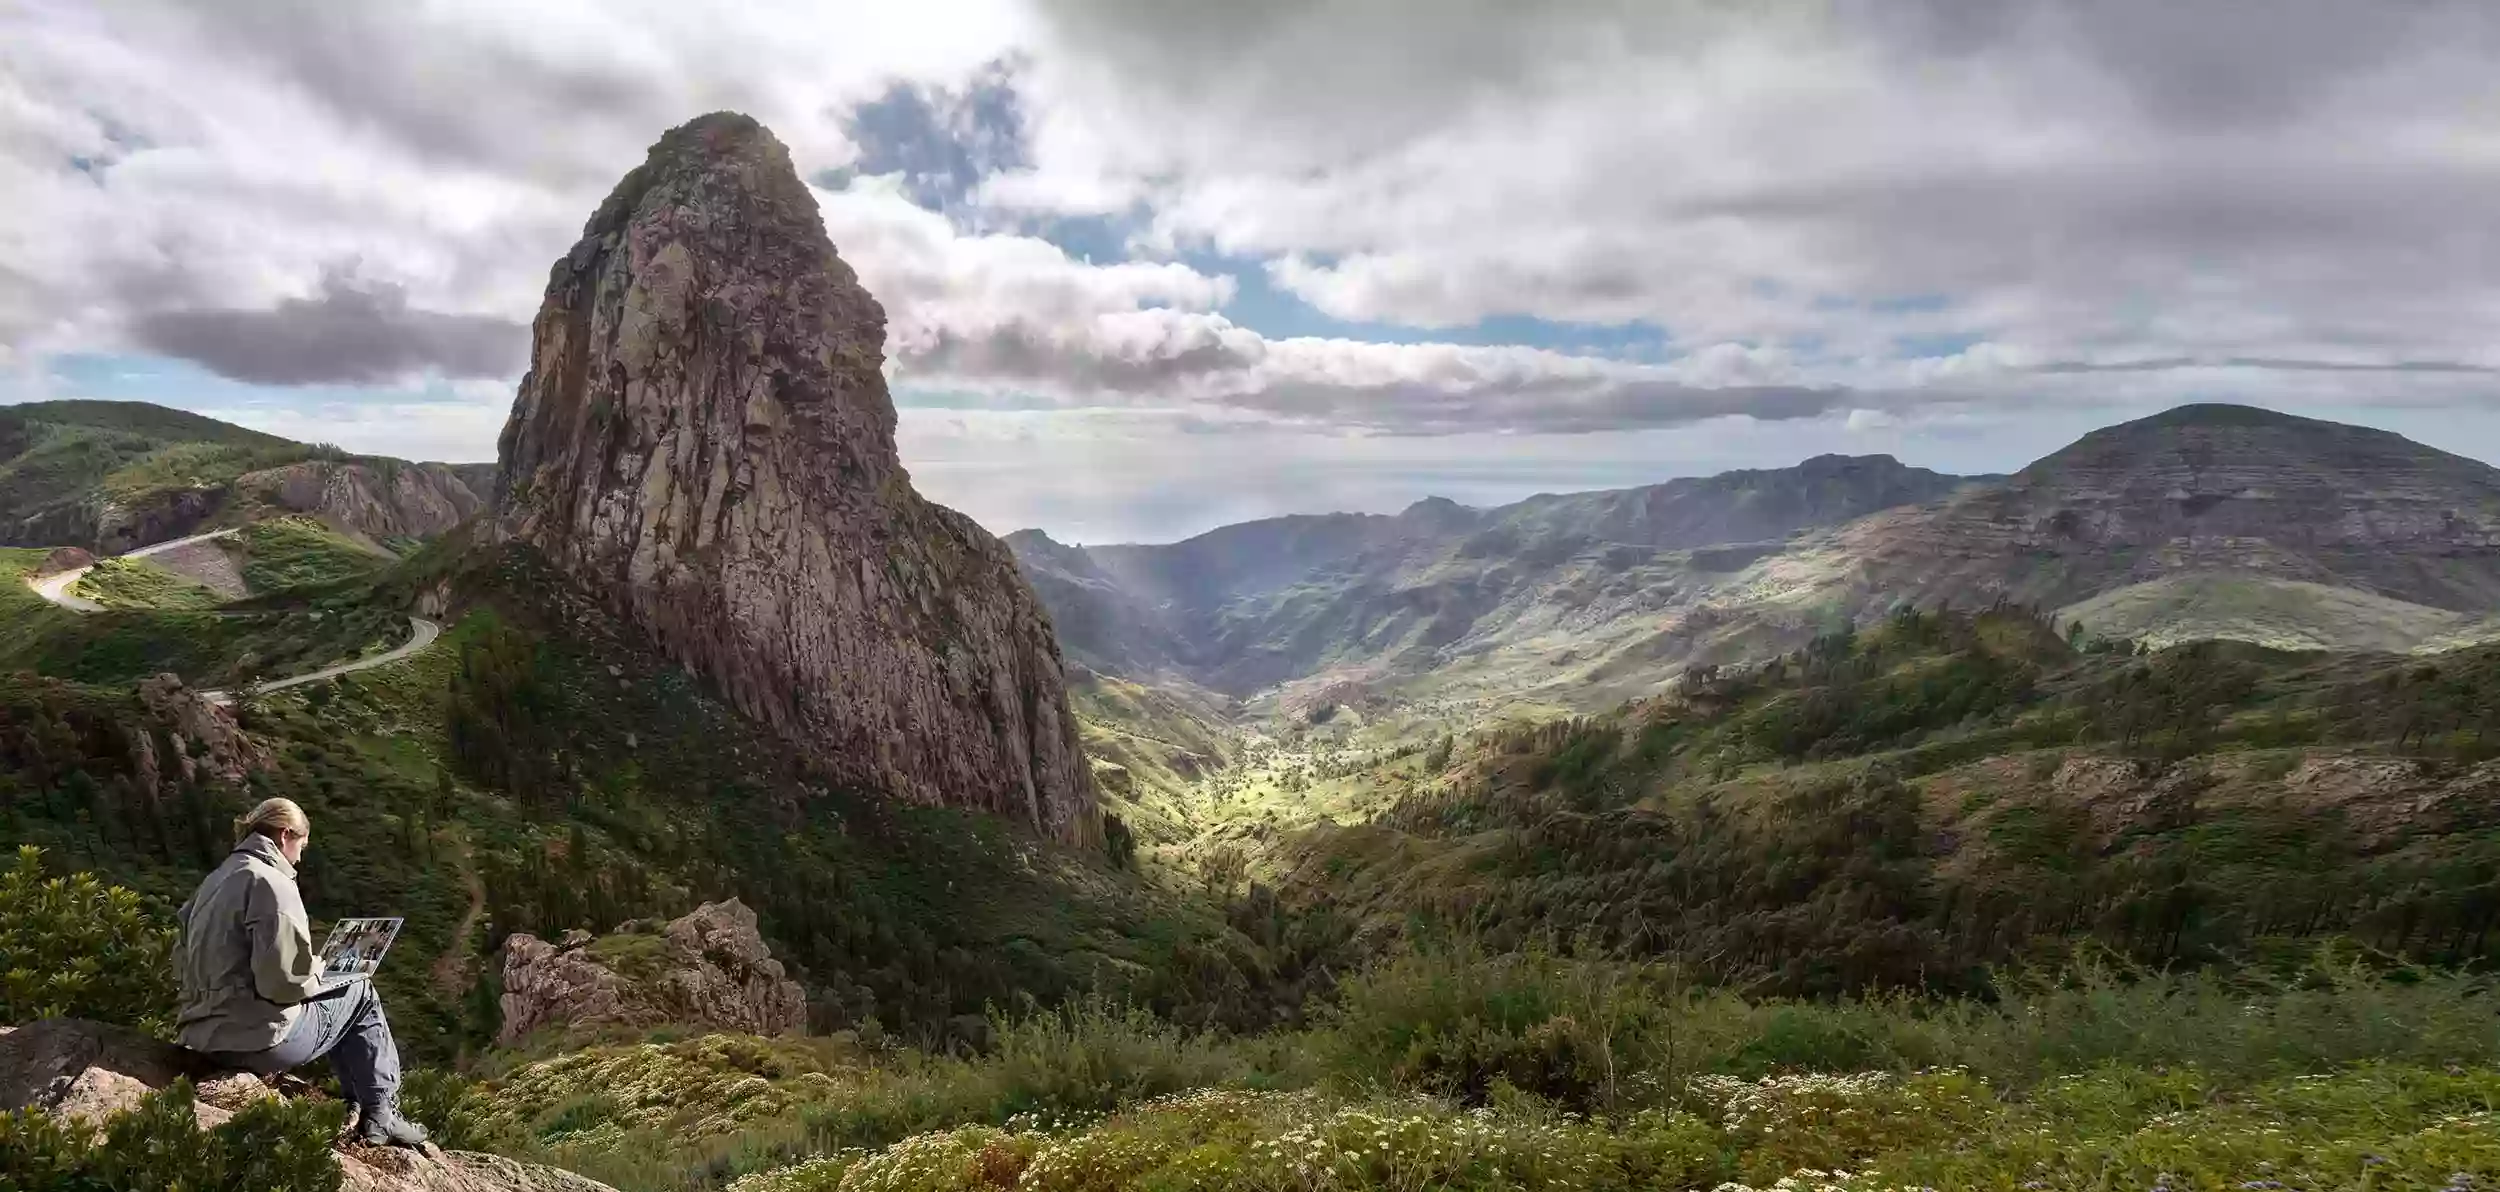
[3,111,2496,1192]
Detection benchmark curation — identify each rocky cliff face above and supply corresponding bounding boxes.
[233,459,488,544]
[497,900,807,1045]
[492,112,1093,843]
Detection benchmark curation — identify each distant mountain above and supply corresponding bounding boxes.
[1757,404,2500,647]
[0,399,491,553]
[1490,452,1990,549]
[1016,406,2500,705]
[1012,453,1985,698]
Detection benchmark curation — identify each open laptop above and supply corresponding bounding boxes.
[316,917,403,984]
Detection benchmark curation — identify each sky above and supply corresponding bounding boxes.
[10,0,2500,543]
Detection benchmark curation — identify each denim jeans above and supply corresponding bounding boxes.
[209,980,403,1115]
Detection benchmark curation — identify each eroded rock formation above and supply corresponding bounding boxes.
[136,673,266,783]
[497,900,806,1045]
[492,111,1093,843]
[233,460,490,545]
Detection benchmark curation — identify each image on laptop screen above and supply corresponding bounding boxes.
[317,917,403,983]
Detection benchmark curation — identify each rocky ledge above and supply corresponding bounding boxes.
[497,899,806,1046]
[0,1018,615,1191]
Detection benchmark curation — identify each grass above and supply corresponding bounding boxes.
[96,439,322,506]
[2059,572,2487,654]
[227,515,394,592]
[71,557,226,611]
[413,945,2500,1191]
[716,1066,2500,1192]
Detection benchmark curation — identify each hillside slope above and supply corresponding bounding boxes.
[1012,453,1980,701]
[1025,406,2500,714]
[1799,403,2500,617]
[0,400,490,554]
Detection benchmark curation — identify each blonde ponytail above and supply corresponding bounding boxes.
[234,797,309,845]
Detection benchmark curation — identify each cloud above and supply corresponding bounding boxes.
[1003,0,2500,379]
[825,175,1850,433]
[11,0,2500,539]
[132,269,526,384]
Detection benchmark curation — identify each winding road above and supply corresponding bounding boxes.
[30,528,241,612]
[25,528,441,702]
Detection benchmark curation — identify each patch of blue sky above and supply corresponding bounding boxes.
[1891,331,1985,358]
[1182,250,1673,359]
[891,387,1063,411]
[30,353,485,413]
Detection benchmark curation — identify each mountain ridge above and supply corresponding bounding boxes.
[1014,405,2500,705]
[0,399,495,554]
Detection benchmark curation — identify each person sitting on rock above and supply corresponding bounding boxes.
[172,796,429,1147]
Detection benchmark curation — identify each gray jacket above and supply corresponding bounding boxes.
[174,834,325,1054]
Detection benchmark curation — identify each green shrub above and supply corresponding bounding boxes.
[1320,942,1685,1108]
[0,1081,346,1192]
[72,558,225,612]
[0,846,176,1032]
[400,1067,524,1153]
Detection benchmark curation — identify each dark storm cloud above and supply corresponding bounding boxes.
[1235,378,1847,436]
[132,271,526,385]
[1862,0,2481,128]
[907,319,1260,394]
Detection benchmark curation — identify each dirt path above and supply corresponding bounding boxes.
[25,527,443,700]
[430,835,488,996]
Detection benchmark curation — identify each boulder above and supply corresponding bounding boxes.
[498,899,806,1045]
[30,545,95,577]
[1,1018,619,1192]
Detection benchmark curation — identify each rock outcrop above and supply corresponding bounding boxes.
[30,545,94,577]
[0,1019,616,1192]
[233,459,489,545]
[491,112,1093,843]
[497,899,806,1045]
[96,488,227,555]
[135,673,267,782]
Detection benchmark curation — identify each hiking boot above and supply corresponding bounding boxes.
[358,1106,431,1148]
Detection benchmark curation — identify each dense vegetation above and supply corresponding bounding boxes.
[0,401,325,550]
[72,557,226,611]
[229,516,393,592]
[1261,606,2500,996]
[1,542,1276,1061]
[0,846,175,1032]
[10,840,2497,1191]
[327,947,2500,1190]
[0,549,404,689]
[1,419,2497,1189]
[2,1081,346,1192]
